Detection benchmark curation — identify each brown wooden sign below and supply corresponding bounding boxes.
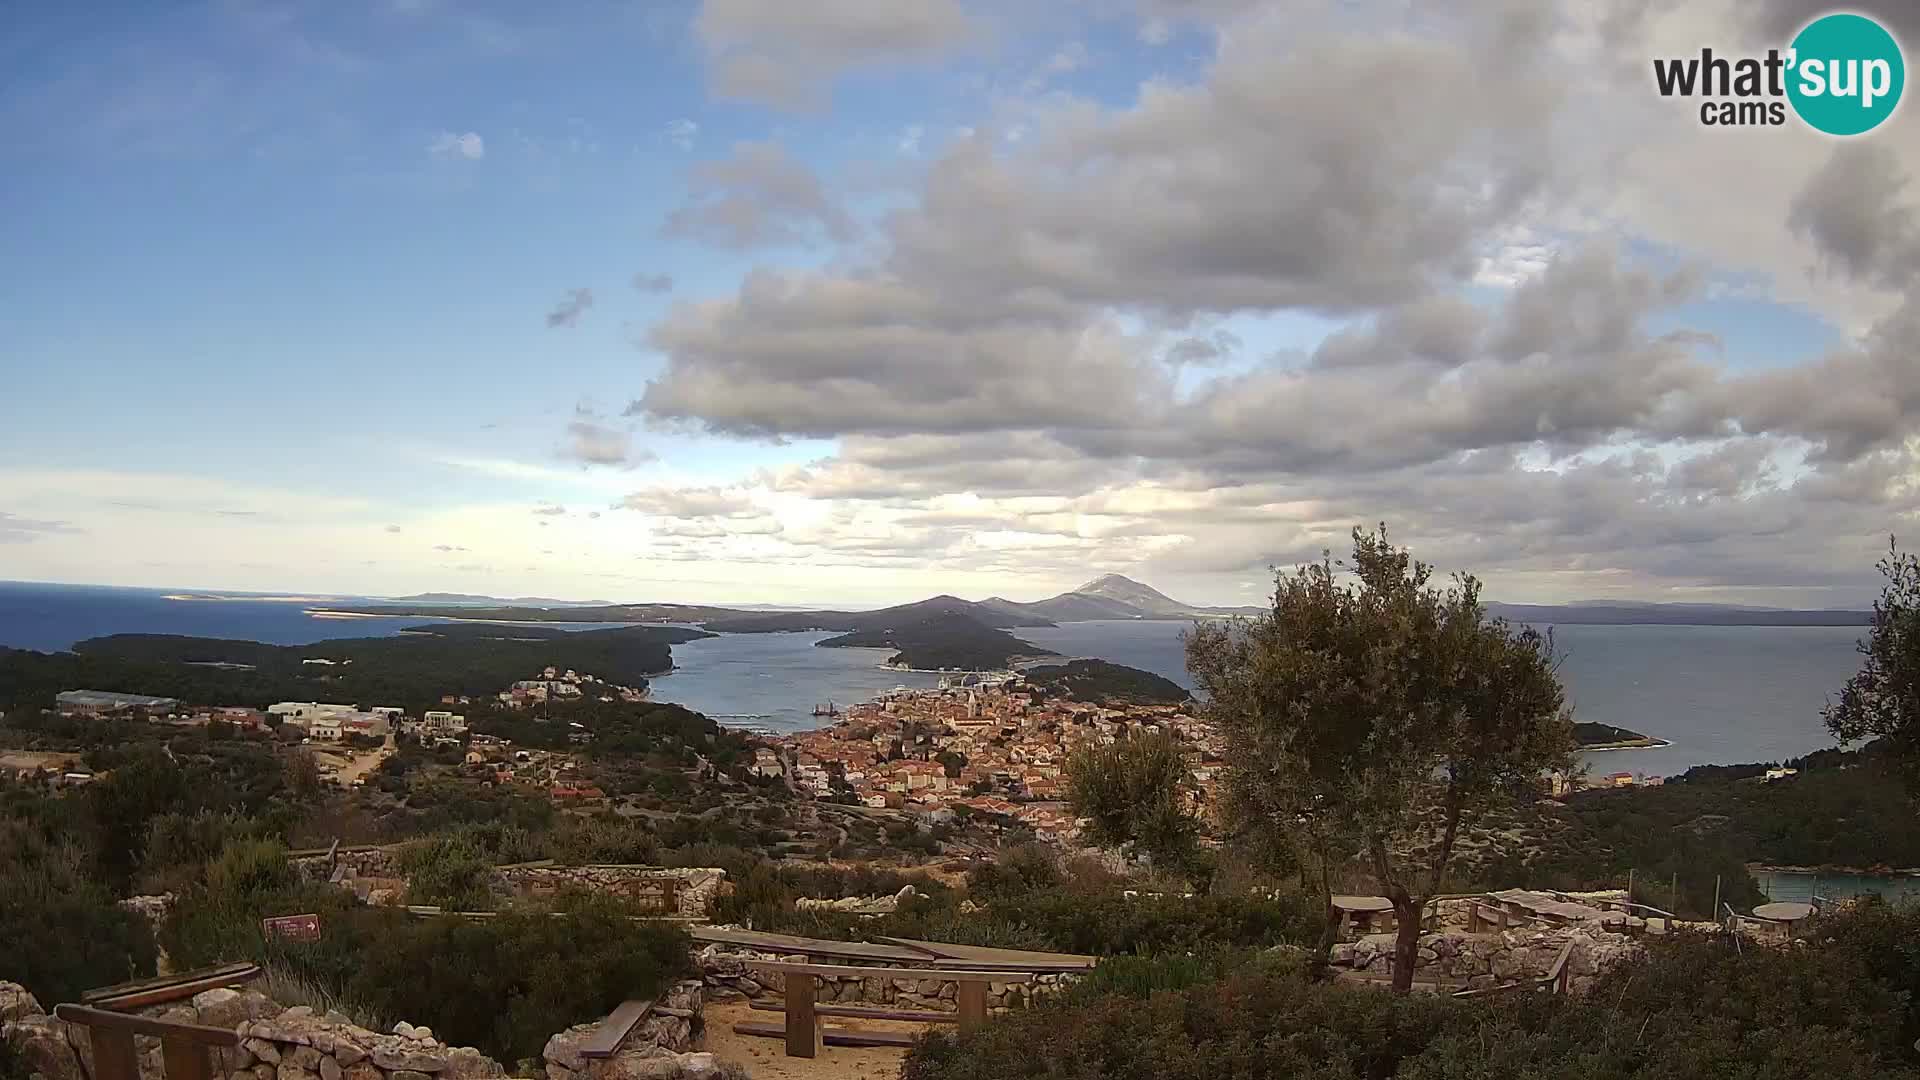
[261,913,321,943]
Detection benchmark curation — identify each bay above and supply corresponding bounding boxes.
[0,583,1872,774]
[1015,620,1867,778]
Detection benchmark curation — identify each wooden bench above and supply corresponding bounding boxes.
[575,998,656,1059]
[731,1021,918,1048]
[748,1000,957,1024]
[742,962,1034,1059]
[83,963,262,1011]
[55,1005,240,1080]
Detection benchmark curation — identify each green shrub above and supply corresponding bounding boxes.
[902,906,1920,1080]
[399,834,495,910]
[0,815,157,1005]
[342,896,691,1062]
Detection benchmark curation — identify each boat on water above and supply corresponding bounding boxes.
[811,700,840,717]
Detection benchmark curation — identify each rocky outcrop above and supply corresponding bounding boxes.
[794,885,918,916]
[2,983,80,1080]
[1328,927,1639,994]
[694,942,1074,1012]
[541,983,720,1080]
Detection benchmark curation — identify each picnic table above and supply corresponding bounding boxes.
[1331,895,1395,937]
[741,962,1031,1058]
[1752,901,1816,938]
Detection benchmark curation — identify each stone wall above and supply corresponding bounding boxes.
[694,942,1074,1013]
[0,985,505,1080]
[493,867,727,922]
[291,847,402,882]
[541,982,724,1080]
[1329,926,1639,994]
[291,850,727,921]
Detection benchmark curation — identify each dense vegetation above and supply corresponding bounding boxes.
[711,844,1318,958]
[1826,538,1920,791]
[1466,741,1920,916]
[1023,659,1190,705]
[819,610,1058,671]
[0,623,709,714]
[904,902,1920,1079]
[160,848,689,1064]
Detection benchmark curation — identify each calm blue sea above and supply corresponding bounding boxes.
[0,582,1870,772]
[1019,620,1866,778]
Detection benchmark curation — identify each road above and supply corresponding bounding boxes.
[316,734,396,786]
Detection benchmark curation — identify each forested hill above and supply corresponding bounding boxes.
[1021,659,1192,705]
[0,623,710,713]
[818,611,1057,671]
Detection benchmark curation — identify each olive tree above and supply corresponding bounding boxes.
[1066,729,1203,882]
[1826,538,1920,790]
[1187,525,1573,991]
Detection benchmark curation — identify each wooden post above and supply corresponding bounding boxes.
[161,1037,214,1080]
[1670,873,1678,914]
[1627,868,1634,902]
[1712,876,1721,923]
[956,980,988,1031]
[90,1027,140,1080]
[784,973,817,1059]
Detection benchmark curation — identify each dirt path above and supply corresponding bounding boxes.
[318,734,395,786]
[699,1001,921,1080]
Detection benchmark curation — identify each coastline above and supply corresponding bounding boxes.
[1579,738,1674,752]
[308,608,670,629]
[1750,863,1920,878]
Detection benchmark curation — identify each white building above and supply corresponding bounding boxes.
[269,702,358,722]
[422,710,468,733]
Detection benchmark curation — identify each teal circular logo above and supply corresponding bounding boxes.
[1787,13,1906,136]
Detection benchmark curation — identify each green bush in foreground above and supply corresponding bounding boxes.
[904,905,1920,1080]
[0,816,156,1005]
[340,896,690,1063]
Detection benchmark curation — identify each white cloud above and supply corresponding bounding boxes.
[428,130,484,159]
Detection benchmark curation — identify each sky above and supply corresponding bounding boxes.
[2,0,1919,609]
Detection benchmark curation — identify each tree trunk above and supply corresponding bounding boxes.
[1390,894,1422,992]
[1308,845,1338,977]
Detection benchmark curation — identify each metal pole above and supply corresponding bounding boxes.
[1671,873,1678,914]
[1712,876,1721,923]
[1627,868,1634,901]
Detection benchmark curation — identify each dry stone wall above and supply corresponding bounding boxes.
[1329,926,1639,994]
[539,982,721,1080]
[492,867,725,922]
[0,984,506,1080]
[290,850,726,921]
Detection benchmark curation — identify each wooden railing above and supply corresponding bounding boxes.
[54,1005,239,1080]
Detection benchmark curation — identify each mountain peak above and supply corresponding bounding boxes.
[1072,574,1192,615]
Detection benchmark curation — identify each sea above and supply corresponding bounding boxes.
[0,581,1867,769]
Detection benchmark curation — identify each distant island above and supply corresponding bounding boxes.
[0,623,711,713]
[310,575,1871,629]
[1573,721,1670,750]
[817,610,1057,671]
[1021,659,1191,705]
